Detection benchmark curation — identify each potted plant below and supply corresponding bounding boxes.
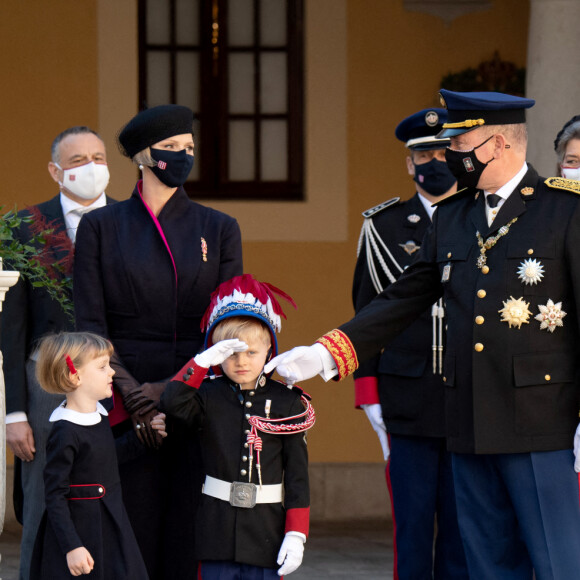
[0,206,73,533]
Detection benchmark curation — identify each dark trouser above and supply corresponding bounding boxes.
[386,434,468,580]
[199,561,279,580]
[453,450,580,580]
[19,360,65,580]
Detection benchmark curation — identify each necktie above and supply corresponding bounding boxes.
[69,206,96,243]
[486,193,502,208]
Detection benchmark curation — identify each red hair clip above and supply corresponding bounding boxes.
[65,355,77,375]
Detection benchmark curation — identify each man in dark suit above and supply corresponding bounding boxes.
[353,108,467,579]
[268,90,580,580]
[3,126,115,580]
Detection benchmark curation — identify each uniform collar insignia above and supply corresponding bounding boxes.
[407,214,421,224]
[520,186,534,196]
[400,241,420,255]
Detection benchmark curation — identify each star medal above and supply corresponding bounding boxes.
[535,299,566,332]
[517,259,544,285]
[499,296,532,329]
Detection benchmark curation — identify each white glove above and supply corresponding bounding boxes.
[264,345,325,384]
[277,532,305,576]
[574,423,580,472]
[361,403,390,461]
[193,339,247,369]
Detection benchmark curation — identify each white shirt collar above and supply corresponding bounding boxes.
[60,191,107,217]
[417,192,436,220]
[49,401,108,425]
[484,162,528,202]
[60,192,106,242]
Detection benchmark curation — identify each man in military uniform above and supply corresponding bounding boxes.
[353,108,467,579]
[267,89,580,580]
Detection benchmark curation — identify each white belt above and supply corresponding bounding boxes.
[203,475,283,508]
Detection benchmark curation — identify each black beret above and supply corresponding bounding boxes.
[117,104,194,158]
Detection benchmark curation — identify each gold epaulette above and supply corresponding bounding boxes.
[545,176,580,194]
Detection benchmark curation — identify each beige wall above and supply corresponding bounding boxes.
[1,0,529,465]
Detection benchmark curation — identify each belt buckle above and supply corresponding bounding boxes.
[230,481,257,508]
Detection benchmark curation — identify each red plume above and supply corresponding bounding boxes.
[200,274,296,331]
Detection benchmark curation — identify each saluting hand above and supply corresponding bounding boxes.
[194,339,248,369]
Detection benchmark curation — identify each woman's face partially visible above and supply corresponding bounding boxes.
[151,133,194,156]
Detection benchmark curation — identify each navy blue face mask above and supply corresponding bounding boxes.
[150,147,194,188]
[413,158,457,197]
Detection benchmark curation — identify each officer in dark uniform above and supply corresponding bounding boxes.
[353,108,468,580]
[267,89,580,580]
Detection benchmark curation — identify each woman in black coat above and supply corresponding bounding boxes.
[73,104,243,579]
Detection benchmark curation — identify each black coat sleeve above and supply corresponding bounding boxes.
[43,425,84,554]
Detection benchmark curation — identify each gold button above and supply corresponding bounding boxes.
[475,316,484,325]
[447,252,452,258]
[481,265,490,274]
[477,289,487,298]
[545,374,551,381]
[528,249,534,255]
[245,401,252,408]
[241,469,247,476]
[443,376,447,382]
[474,343,484,352]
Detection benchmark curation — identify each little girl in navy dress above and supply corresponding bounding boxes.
[31,332,166,578]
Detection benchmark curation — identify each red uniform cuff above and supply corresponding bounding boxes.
[173,359,207,389]
[285,507,310,537]
[316,329,358,380]
[354,376,379,408]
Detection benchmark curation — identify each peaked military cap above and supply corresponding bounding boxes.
[395,108,450,150]
[437,89,535,138]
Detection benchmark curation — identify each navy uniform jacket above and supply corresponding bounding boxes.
[2,195,116,414]
[73,183,243,384]
[352,193,445,437]
[339,167,580,454]
[160,373,310,569]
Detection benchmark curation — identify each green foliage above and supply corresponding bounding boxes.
[0,207,74,323]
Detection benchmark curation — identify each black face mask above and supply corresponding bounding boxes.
[413,158,457,197]
[150,147,194,188]
[444,135,495,190]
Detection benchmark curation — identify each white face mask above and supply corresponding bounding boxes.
[561,166,580,181]
[56,161,110,200]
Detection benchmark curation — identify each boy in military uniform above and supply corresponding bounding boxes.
[353,108,467,579]
[161,274,313,579]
